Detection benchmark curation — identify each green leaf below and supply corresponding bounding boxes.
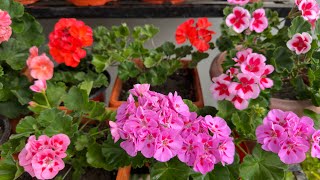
[240,145,287,180]
[79,81,93,96]
[189,52,209,68]
[0,0,24,18]
[196,106,218,117]
[303,109,320,129]
[0,101,29,119]
[271,47,294,73]
[288,17,311,37]
[160,42,175,56]
[16,116,37,134]
[191,164,230,180]
[118,62,140,81]
[63,87,89,112]
[175,45,193,58]
[183,99,198,112]
[130,153,149,169]
[101,135,131,170]
[46,82,66,107]
[75,135,89,151]
[0,156,17,180]
[86,143,112,171]
[217,100,236,119]
[150,158,191,180]
[11,89,31,105]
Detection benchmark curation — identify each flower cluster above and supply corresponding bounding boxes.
[18,134,70,179]
[256,109,320,164]
[0,9,12,44]
[227,0,249,6]
[49,18,93,68]
[176,18,215,52]
[226,7,268,33]
[287,32,312,55]
[110,84,235,174]
[26,46,54,93]
[211,49,274,110]
[295,0,319,27]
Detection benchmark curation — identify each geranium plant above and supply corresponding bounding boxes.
[0,0,45,119]
[92,18,215,86]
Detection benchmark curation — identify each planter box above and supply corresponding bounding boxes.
[109,61,204,108]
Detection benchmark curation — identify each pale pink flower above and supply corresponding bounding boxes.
[298,0,319,23]
[289,116,315,140]
[226,67,239,78]
[259,65,274,90]
[120,134,138,157]
[116,94,136,123]
[230,94,249,110]
[229,73,260,100]
[154,130,183,162]
[311,130,320,158]
[256,121,287,153]
[28,53,54,80]
[287,32,312,55]
[217,137,235,166]
[31,149,65,180]
[136,128,159,158]
[181,112,200,137]
[26,46,39,67]
[0,25,11,43]
[263,109,299,131]
[278,137,309,164]
[30,80,47,93]
[109,121,121,143]
[50,134,71,158]
[249,8,268,33]
[0,10,12,27]
[129,84,150,97]
[240,53,266,77]
[227,0,249,6]
[203,115,231,140]
[158,108,184,131]
[178,134,203,166]
[193,153,216,174]
[210,74,232,101]
[226,7,251,33]
[168,91,190,117]
[233,48,253,66]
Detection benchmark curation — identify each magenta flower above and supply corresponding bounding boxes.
[249,8,268,33]
[240,53,267,77]
[256,121,287,153]
[289,116,315,140]
[158,108,184,131]
[226,7,251,33]
[259,65,274,90]
[109,121,121,143]
[193,153,216,174]
[50,134,71,158]
[120,134,138,157]
[154,130,183,162]
[137,128,159,158]
[311,130,320,158]
[178,134,203,166]
[232,48,252,66]
[278,137,309,164]
[203,115,231,140]
[298,0,319,24]
[227,0,249,6]
[217,137,235,166]
[129,84,150,97]
[287,32,312,55]
[168,91,190,117]
[263,109,299,131]
[31,149,65,180]
[229,73,260,100]
[30,80,47,93]
[116,94,136,123]
[210,74,232,101]
[181,112,200,137]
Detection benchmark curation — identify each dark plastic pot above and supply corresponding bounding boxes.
[0,116,11,145]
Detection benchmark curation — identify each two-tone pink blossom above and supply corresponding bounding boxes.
[240,53,267,77]
[229,73,260,100]
[249,9,268,33]
[287,32,312,55]
[226,7,251,33]
[227,0,249,6]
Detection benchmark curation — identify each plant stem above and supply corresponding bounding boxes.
[42,91,51,108]
[79,119,92,131]
[62,166,72,180]
[311,171,320,179]
[236,143,248,155]
[90,128,109,137]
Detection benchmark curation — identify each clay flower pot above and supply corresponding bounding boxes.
[68,0,112,6]
[143,0,184,4]
[109,60,204,108]
[14,0,39,5]
[116,166,131,180]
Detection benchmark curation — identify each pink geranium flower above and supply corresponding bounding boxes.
[154,130,183,162]
[50,134,71,158]
[0,10,12,27]
[217,137,235,166]
[178,134,203,166]
[27,47,54,81]
[287,32,312,55]
[120,134,138,157]
[210,74,232,101]
[30,80,47,93]
[227,0,249,6]
[240,53,267,77]
[136,128,159,158]
[290,116,315,140]
[203,115,231,140]
[129,84,150,97]
[168,92,190,117]
[298,0,319,24]
[0,25,11,43]
[263,109,299,131]
[229,73,260,100]
[249,9,268,33]
[259,65,274,90]
[31,149,65,180]
[311,130,320,158]
[226,7,251,33]
[278,137,309,164]
[232,48,253,66]
[230,94,249,110]
[109,121,121,143]
[256,121,287,153]
[193,153,216,174]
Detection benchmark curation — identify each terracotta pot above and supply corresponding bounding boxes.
[109,60,204,108]
[143,0,184,4]
[14,0,39,5]
[116,166,131,180]
[209,51,226,81]
[68,0,112,6]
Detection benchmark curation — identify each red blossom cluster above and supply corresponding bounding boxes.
[175,18,215,52]
[49,18,93,68]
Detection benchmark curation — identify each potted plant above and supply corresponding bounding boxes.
[210,0,320,116]
[93,19,215,108]
[0,81,122,179]
[0,0,45,120]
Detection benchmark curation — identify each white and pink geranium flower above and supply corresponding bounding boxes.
[240,53,267,77]
[259,65,274,90]
[249,8,268,33]
[227,0,249,6]
[110,84,235,175]
[18,134,70,179]
[229,73,260,100]
[298,0,319,25]
[287,32,312,55]
[226,7,251,33]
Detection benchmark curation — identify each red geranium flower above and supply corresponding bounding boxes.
[49,18,93,68]
[175,18,215,52]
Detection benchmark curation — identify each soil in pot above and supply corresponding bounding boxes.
[119,69,196,101]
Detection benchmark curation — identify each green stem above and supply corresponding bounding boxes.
[310,171,320,179]
[42,91,51,108]
[236,143,248,155]
[62,166,72,180]
[79,119,92,131]
[90,128,109,137]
